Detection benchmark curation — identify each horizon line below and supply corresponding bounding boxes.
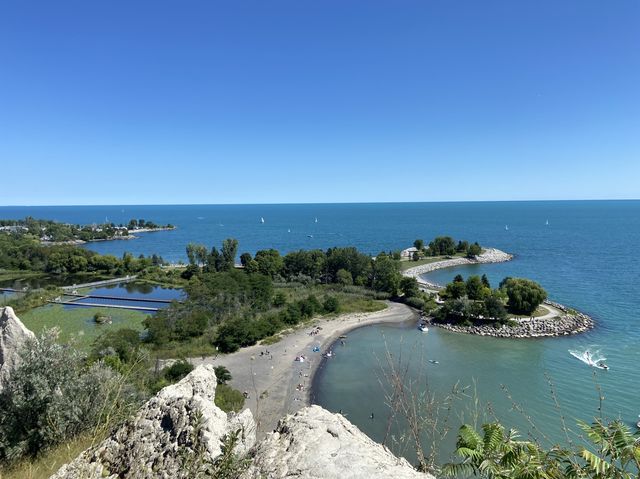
[1,198,639,208]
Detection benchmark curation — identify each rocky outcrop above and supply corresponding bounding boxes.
[52,365,256,479]
[0,306,35,391]
[53,367,431,479]
[243,405,432,479]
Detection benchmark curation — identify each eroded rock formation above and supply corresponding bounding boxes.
[0,306,35,391]
[243,405,432,479]
[52,366,432,478]
[52,365,256,479]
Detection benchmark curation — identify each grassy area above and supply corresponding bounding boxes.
[0,431,105,479]
[399,253,467,271]
[0,270,45,282]
[19,304,149,351]
[338,297,386,314]
[508,305,549,319]
[150,336,219,360]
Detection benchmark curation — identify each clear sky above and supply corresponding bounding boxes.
[1,1,638,205]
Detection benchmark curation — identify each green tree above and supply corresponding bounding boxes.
[467,242,482,258]
[336,268,353,286]
[465,275,487,300]
[501,278,547,315]
[239,252,252,267]
[220,238,239,271]
[413,239,424,251]
[186,243,208,267]
[372,256,401,295]
[456,240,469,253]
[481,274,491,288]
[400,276,420,298]
[253,249,284,278]
[483,294,507,321]
[428,236,456,256]
[444,281,467,299]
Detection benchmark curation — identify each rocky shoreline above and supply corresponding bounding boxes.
[402,247,594,338]
[424,300,595,339]
[402,248,513,290]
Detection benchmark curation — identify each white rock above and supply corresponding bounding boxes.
[0,306,35,391]
[52,364,256,479]
[242,405,433,479]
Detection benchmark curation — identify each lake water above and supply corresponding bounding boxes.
[2,201,639,463]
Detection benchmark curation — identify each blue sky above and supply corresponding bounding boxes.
[1,1,638,205]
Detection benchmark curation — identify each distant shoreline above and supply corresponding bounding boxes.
[41,226,176,246]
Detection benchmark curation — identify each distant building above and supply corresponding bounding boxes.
[401,247,419,259]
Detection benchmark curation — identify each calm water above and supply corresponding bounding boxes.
[2,201,639,462]
[67,282,184,311]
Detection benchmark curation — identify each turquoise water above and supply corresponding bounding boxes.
[2,201,639,462]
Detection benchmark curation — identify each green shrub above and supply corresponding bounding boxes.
[323,296,340,313]
[404,296,426,310]
[163,359,194,382]
[214,366,232,385]
[214,384,245,413]
[0,330,128,463]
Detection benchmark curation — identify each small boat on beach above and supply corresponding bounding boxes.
[418,322,429,332]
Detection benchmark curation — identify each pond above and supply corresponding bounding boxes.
[17,282,184,350]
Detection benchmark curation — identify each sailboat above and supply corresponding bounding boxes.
[505,225,509,231]
[545,219,549,226]
[260,217,265,224]
[314,217,318,223]
[287,228,291,233]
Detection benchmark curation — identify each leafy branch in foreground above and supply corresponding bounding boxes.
[443,419,640,479]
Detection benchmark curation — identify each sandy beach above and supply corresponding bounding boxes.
[191,301,417,437]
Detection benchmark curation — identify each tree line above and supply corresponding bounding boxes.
[142,239,422,353]
[435,274,547,325]
[412,236,482,259]
[0,233,165,275]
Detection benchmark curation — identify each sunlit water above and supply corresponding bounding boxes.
[2,201,639,463]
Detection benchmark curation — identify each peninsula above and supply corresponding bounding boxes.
[401,243,595,338]
[0,217,175,245]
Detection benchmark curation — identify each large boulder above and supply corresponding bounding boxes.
[52,364,256,479]
[0,306,35,391]
[242,405,433,479]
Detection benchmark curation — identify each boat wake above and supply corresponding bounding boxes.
[569,348,609,370]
